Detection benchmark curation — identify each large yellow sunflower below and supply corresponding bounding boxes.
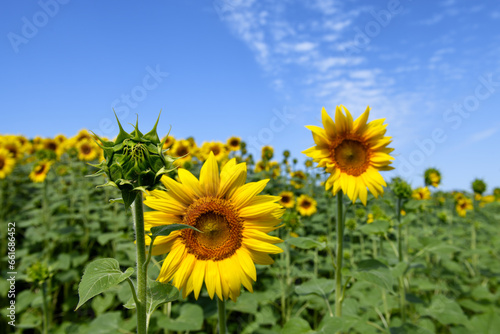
[0,148,16,179]
[144,152,284,302]
[303,106,394,205]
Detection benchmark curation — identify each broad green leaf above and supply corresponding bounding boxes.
[281,317,314,334]
[123,279,179,316]
[149,224,201,238]
[359,220,390,233]
[422,295,468,326]
[295,278,335,298]
[389,323,434,334]
[467,307,500,334]
[76,258,134,310]
[354,259,394,293]
[317,315,361,333]
[227,292,259,314]
[157,303,204,331]
[286,237,326,250]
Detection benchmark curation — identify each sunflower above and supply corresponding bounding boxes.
[0,135,24,160]
[0,148,16,179]
[424,168,441,188]
[42,138,65,157]
[76,139,100,161]
[456,197,473,217]
[227,136,241,151]
[261,146,274,160]
[412,187,431,200]
[200,141,228,162]
[296,194,317,216]
[171,139,193,167]
[144,152,284,302]
[303,106,394,205]
[279,191,295,209]
[367,213,374,224]
[29,160,52,183]
[162,135,176,150]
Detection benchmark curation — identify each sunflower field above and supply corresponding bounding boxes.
[1,108,500,334]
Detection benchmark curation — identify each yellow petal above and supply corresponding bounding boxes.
[160,175,195,206]
[177,169,204,198]
[243,238,283,254]
[236,248,257,281]
[321,107,337,138]
[231,179,269,210]
[199,152,220,197]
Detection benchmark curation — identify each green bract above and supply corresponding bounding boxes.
[471,178,486,195]
[90,113,175,207]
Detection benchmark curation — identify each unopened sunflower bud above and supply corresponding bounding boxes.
[472,178,486,195]
[89,112,176,207]
[391,177,412,199]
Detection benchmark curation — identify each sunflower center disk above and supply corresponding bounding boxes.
[333,139,370,176]
[182,197,243,261]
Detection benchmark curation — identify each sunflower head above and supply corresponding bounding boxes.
[412,187,431,200]
[279,191,295,209]
[472,179,486,195]
[493,188,500,200]
[290,170,307,189]
[144,152,283,301]
[0,148,16,179]
[296,194,317,216]
[424,168,441,188]
[90,112,176,207]
[456,197,473,217]
[261,146,274,161]
[303,106,394,205]
[29,160,52,183]
[227,136,241,151]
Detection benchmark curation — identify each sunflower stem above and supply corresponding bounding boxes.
[217,298,228,334]
[396,197,406,323]
[132,192,148,334]
[41,281,49,334]
[335,190,345,318]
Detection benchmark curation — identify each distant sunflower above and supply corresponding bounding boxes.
[296,194,317,216]
[261,146,274,160]
[201,141,228,162]
[0,148,16,179]
[412,187,431,200]
[29,160,52,183]
[171,139,193,167]
[303,106,394,205]
[162,135,176,150]
[279,191,295,209]
[144,152,283,302]
[456,197,473,217]
[227,136,241,151]
[0,136,23,160]
[424,168,441,188]
[76,139,100,161]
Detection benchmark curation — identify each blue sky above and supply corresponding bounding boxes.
[2,0,500,192]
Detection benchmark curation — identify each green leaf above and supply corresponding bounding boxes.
[359,220,390,233]
[422,295,468,326]
[281,317,314,334]
[317,315,361,333]
[354,259,394,293]
[125,279,179,316]
[157,303,204,331]
[295,278,335,298]
[76,258,134,310]
[286,237,326,250]
[149,224,202,238]
[467,307,500,334]
[226,292,259,314]
[390,324,434,334]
